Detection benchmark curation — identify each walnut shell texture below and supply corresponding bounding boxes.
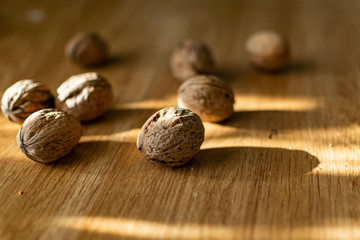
[170,39,215,81]
[65,32,108,67]
[1,80,54,124]
[177,75,234,122]
[245,30,289,71]
[137,107,205,167]
[55,72,113,122]
[16,109,82,163]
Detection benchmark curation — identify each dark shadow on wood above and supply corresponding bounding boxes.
[221,109,351,130]
[82,108,160,136]
[214,66,242,82]
[188,147,319,180]
[227,59,319,97]
[286,60,316,74]
[247,59,316,75]
[85,51,141,69]
[52,141,138,170]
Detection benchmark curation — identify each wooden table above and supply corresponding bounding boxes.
[1,0,360,239]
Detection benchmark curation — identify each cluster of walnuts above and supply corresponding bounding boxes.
[2,72,113,163]
[1,30,289,167]
[138,30,289,167]
[1,33,113,163]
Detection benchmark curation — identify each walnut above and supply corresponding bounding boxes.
[65,32,108,67]
[16,109,82,163]
[177,75,234,122]
[170,39,215,81]
[245,30,289,71]
[55,72,113,122]
[137,107,204,167]
[1,80,54,124]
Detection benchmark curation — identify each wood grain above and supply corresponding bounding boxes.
[1,0,360,239]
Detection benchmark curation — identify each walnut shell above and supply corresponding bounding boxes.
[65,32,108,67]
[1,80,54,124]
[55,72,113,122]
[177,75,234,122]
[137,107,204,167]
[245,30,289,71]
[170,39,215,81]
[16,109,82,163]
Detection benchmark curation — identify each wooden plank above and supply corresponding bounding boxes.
[0,0,360,239]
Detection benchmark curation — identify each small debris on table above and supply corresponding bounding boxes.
[18,191,24,195]
[268,129,278,139]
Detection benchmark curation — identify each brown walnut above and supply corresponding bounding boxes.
[245,30,289,71]
[65,32,108,67]
[16,109,82,163]
[170,39,215,81]
[177,75,234,122]
[1,80,54,124]
[55,72,113,122]
[137,107,205,167]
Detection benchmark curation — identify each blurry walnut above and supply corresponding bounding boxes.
[245,30,289,71]
[178,75,234,122]
[137,107,204,167]
[1,80,54,124]
[65,32,108,67]
[170,39,215,81]
[55,72,113,122]
[17,109,82,163]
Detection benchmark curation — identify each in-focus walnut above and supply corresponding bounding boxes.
[137,107,204,167]
[65,32,108,67]
[1,80,54,124]
[170,39,215,81]
[55,72,113,122]
[245,30,289,72]
[16,109,82,163]
[177,75,234,122]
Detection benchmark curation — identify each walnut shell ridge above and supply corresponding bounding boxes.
[170,39,215,81]
[137,107,205,167]
[65,32,108,67]
[1,79,54,124]
[245,30,289,71]
[16,109,82,163]
[177,75,234,122]
[55,72,113,122]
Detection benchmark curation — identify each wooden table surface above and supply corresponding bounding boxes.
[1,0,360,239]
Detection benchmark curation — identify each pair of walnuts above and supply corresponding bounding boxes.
[1,72,113,163]
[171,30,289,78]
[170,39,235,123]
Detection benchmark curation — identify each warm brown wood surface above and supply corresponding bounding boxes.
[1,0,360,239]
